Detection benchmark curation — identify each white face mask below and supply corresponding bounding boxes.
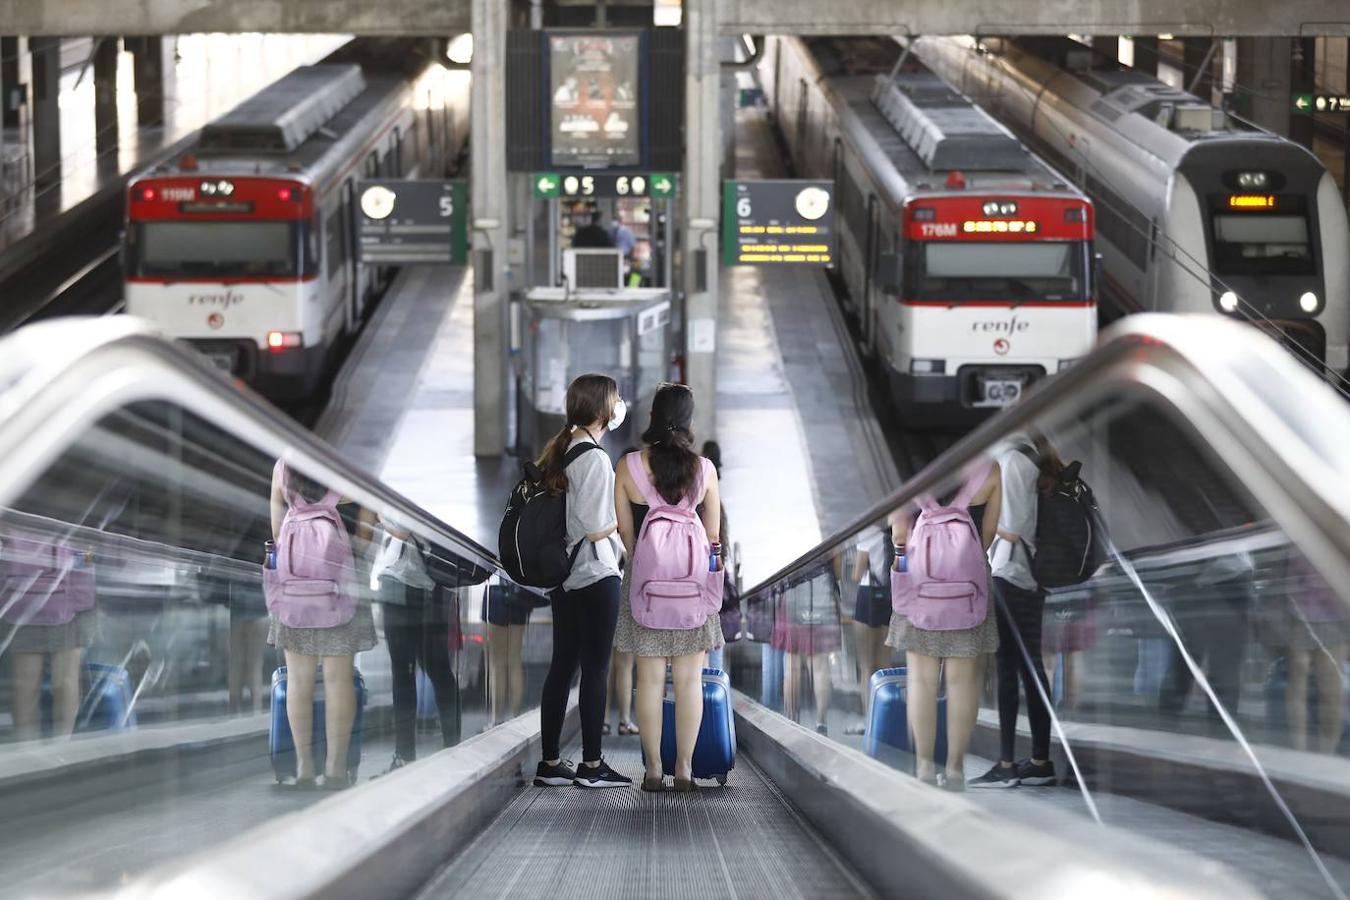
[607,398,627,432]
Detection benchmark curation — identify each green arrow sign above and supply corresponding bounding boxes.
[533,172,560,198]
[1294,94,1312,112]
[650,172,676,198]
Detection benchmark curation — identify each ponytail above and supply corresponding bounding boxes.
[536,425,574,496]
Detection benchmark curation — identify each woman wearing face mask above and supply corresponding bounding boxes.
[533,374,634,789]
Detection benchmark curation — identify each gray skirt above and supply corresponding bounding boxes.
[7,609,97,655]
[268,603,377,656]
[886,609,999,659]
[613,569,724,658]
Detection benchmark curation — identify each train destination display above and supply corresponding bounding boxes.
[356,180,468,265]
[722,179,836,266]
[549,34,640,168]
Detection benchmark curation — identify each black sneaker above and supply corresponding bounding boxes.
[534,759,578,787]
[573,758,633,789]
[968,762,1020,789]
[1016,758,1057,786]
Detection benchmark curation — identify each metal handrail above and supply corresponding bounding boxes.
[0,316,500,574]
[741,313,1350,604]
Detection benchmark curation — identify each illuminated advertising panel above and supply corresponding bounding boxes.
[549,33,641,168]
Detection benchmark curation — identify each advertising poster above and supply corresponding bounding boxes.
[549,34,640,168]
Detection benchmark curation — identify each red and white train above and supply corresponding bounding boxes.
[125,41,469,399]
[761,36,1097,419]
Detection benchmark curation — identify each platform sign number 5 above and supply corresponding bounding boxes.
[439,193,454,217]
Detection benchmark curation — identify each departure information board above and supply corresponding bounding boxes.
[356,180,467,265]
[549,33,641,168]
[721,179,836,267]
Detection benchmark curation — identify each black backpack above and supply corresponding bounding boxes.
[498,443,603,589]
[1017,447,1104,589]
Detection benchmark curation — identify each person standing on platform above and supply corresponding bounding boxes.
[533,375,632,789]
[571,205,614,249]
[614,384,724,792]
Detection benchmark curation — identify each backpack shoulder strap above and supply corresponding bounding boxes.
[563,441,601,468]
[625,451,663,509]
[953,459,994,509]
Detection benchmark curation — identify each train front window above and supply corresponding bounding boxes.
[1211,214,1315,276]
[134,222,299,278]
[911,241,1087,302]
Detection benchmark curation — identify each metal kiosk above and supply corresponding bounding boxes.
[517,286,673,457]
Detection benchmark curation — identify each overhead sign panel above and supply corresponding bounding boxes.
[1294,93,1350,113]
[356,180,467,265]
[549,33,641,168]
[531,171,676,199]
[721,179,836,267]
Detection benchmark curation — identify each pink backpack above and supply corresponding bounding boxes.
[892,462,992,631]
[1,531,97,626]
[263,462,358,629]
[626,452,721,630]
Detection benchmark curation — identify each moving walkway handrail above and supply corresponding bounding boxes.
[0,316,500,574]
[742,313,1350,604]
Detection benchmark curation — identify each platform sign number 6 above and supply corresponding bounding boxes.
[736,196,752,218]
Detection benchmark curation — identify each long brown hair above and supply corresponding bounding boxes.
[536,374,617,495]
[641,383,700,505]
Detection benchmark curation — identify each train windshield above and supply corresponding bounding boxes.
[133,222,300,278]
[911,241,1088,302]
[1211,214,1315,276]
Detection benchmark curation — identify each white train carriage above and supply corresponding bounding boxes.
[762,36,1097,419]
[125,44,469,399]
[910,35,1350,375]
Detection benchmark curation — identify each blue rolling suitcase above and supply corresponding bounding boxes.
[864,667,947,773]
[647,667,736,784]
[42,662,138,735]
[269,666,367,782]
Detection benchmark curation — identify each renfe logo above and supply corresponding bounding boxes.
[188,290,244,309]
[919,223,958,237]
[971,315,1031,334]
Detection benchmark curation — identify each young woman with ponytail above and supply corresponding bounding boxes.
[533,374,633,790]
[613,383,723,792]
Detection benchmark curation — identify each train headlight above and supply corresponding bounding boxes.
[909,358,946,375]
[1237,171,1269,189]
[1300,291,1319,313]
[1219,291,1239,312]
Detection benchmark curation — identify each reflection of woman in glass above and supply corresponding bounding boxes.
[847,522,892,734]
[774,563,840,735]
[483,580,532,727]
[1285,556,1348,753]
[267,463,375,789]
[2,533,97,741]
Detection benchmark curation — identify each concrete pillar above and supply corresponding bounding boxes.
[1,37,22,130]
[1132,36,1159,77]
[93,37,119,173]
[1289,37,1315,150]
[470,0,509,456]
[28,36,59,192]
[683,0,720,440]
[1235,37,1292,137]
[129,36,165,127]
[1182,38,1216,102]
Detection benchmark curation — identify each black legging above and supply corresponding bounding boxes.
[993,577,1052,762]
[540,575,621,762]
[384,585,460,760]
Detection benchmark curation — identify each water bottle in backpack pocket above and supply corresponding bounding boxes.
[626,453,721,630]
[892,462,992,631]
[264,462,358,629]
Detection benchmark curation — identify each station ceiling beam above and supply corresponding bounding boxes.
[4,0,1346,37]
[719,0,1350,37]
